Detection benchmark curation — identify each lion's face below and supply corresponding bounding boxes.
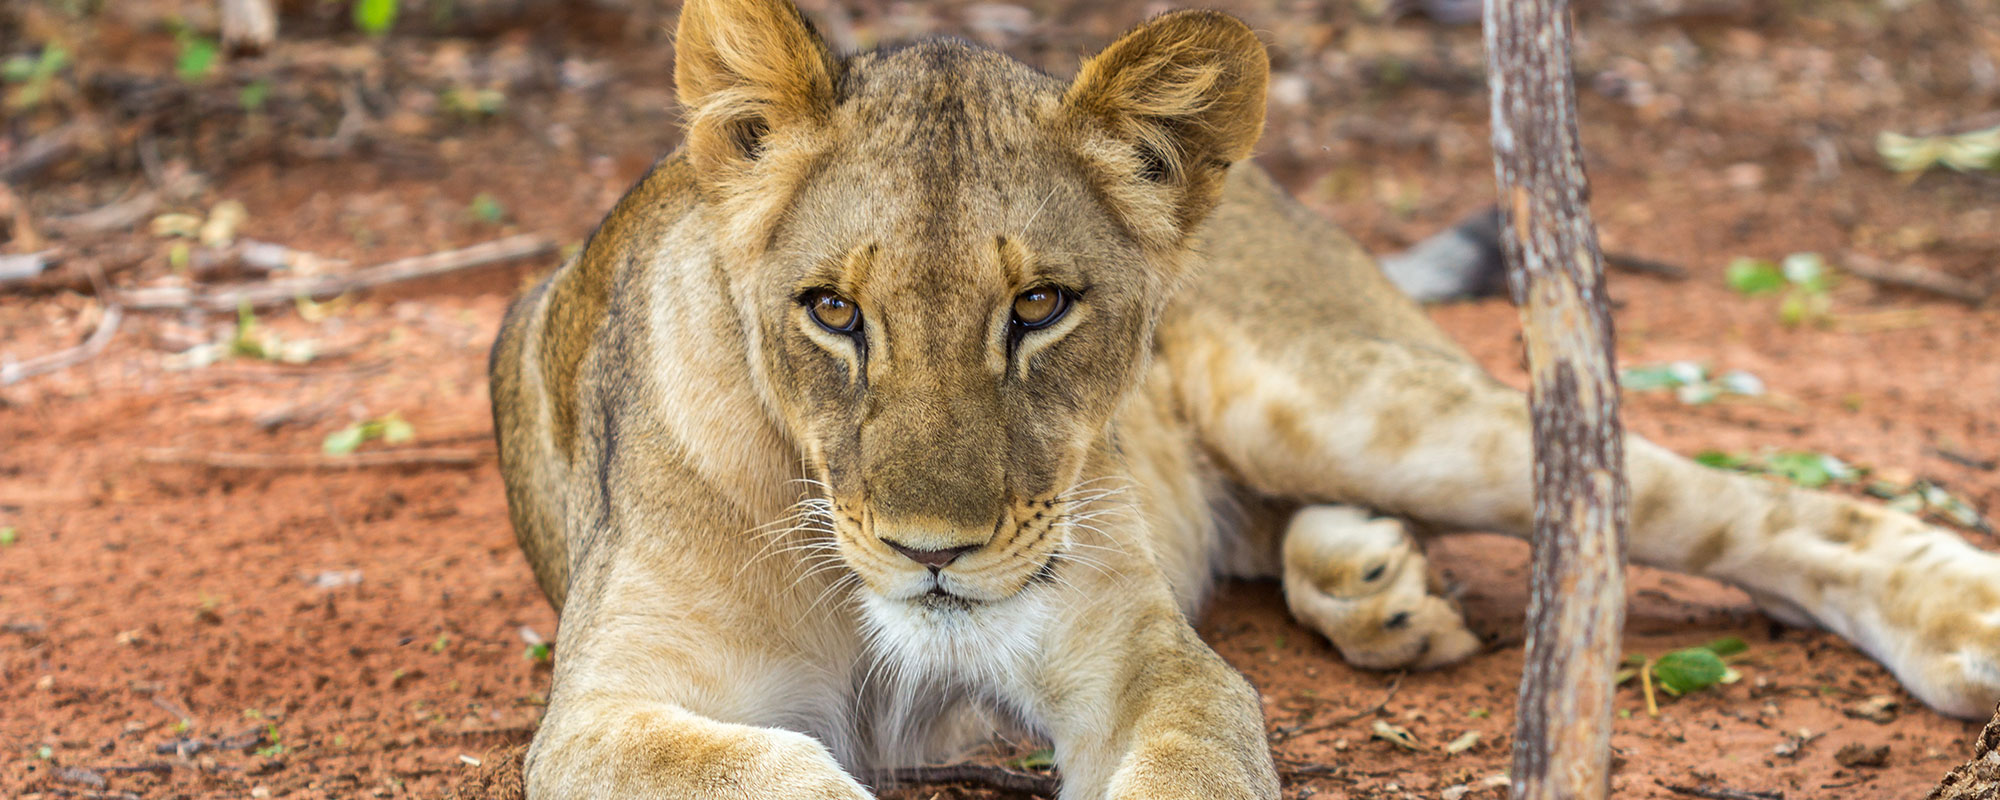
[751,46,1165,614]
[672,1,1267,622]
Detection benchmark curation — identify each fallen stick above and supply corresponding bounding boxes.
[141,447,486,470]
[1842,251,1988,306]
[0,250,58,284]
[0,123,79,184]
[1605,251,1690,281]
[1273,672,1405,741]
[41,190,160,237]
[869,763,1058,797]
[1656,779,1785,800]
[113,233,555,312]
[0,303,123,386]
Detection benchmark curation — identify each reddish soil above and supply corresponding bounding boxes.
[4,1,1998,799]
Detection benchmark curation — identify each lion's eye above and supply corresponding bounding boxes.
[805,291,860,334]
[1011,286,1069,329]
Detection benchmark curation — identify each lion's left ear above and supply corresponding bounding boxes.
[1063,10,1269,243]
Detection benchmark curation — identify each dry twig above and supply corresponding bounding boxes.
[41,191,160,237]
[0,123,80,184]
[1842,252,1989,306]
[1605,251,1690,281]
[142,447,486,470]
[0,250,58,284]
[869,763,1058,797]
[1273,672,1406,741]
[1656,778,1785,800]
[0,303,123,386]
[113,234,554,312]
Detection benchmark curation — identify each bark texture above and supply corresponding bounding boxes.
[1929,703,2000,800]
[1482,1,1631,798]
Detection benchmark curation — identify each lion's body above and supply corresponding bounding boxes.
[489,4,2000,797]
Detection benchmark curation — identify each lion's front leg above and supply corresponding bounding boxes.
[528,699,871,799]
[1025,575,1278,800]
[526,538,873,799]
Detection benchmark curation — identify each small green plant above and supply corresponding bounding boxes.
[1007,748,1055,770]
[1620,361,1763,406]
[353,0,399,35]
[2,44,69,110]
[1695,450,1857,489]
[229,302,317,364]
[254,723,285,757]
[440,86,506,118]
[525,642,552,662]
[430,634,450,653]
[1877,126,2000,174]
[323,413,416,455]
[239,80,271,112]
[1617,638,1747,715]
[468,193,506,225]
[0,526,17,546]
[174,27,219,83]
[1697,449,1988,531]
[1726,252,1833,327]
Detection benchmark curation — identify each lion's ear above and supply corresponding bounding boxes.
[675,0,839,179]
[1063,11,1268,242]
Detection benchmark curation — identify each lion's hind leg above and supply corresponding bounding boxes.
[1279,505,1481,670]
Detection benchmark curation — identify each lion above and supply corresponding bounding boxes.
[487,1,2000,796]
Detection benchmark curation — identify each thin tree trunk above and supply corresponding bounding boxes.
[1482,0,1631,799]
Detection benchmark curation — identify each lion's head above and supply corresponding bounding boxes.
[673,0,1268,625]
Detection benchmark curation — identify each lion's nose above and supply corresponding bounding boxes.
[882,540,978,570]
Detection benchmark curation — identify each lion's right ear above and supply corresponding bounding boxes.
[675,0,839,183]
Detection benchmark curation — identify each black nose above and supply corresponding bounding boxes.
[883,540,978,570]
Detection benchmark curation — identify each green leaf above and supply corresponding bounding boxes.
[0,526,15,546]
[1620,363,1688,391]
[1007,748,1055,770]
[1781,252,1831,292]
[1725,258,1785,295]
[1694,451,1746,470]
[525,642,552,662]
[239,79,270,111]
[1700,637,1749,658]
[175,33,219,83]
[354,0,399,35]
[379,414,415,444]
[1765,451,1837,488]
[323,425,366,456]
[1676,383,1720,406]
[1,55,36,83]
[1653,647,1730,695]
[469,193,505,224]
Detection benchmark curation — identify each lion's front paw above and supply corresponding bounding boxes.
[527,715,875,799]
[1869,548,2000,719]
[1280,506,1481,670]
[1105,730,1280,800]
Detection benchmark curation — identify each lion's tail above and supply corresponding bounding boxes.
[1375,207,1507,304]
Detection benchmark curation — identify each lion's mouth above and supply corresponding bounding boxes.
[918,585,973,610]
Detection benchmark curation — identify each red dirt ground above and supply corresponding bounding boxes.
[4,1,1998,798]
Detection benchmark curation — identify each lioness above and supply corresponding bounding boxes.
[489,1,2000,796]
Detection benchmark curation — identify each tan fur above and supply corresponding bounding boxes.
[490,1,2000,796]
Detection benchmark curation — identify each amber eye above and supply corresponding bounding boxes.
[805,290,860,334]
[1011,286,1069,329]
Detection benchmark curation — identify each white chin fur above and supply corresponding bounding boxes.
[858,586,1051,696]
